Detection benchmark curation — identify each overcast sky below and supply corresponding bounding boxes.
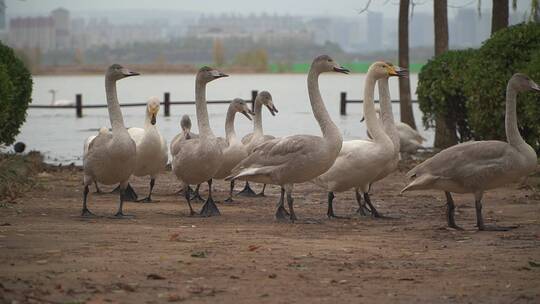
[7,0,532,19]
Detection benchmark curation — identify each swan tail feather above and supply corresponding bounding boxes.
[401,174,438,194]
[225,166,273,181]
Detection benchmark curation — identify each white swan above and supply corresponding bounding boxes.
[126,96,168,202]
[312,62,406,218]
[367,108,426,156]
[238,91,278,197]
[227,55,349,221]
[49,89,74,106]
[214,98,254,202]
[401,73,539,231]
[172,66,227,217]
[82,64,139,218]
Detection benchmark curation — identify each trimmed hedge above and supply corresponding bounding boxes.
[417,22,540,151]
[0,42,33,145]
[417,49,476,142]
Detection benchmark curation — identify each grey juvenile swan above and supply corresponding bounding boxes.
[82,64,140,218]
[402,73,540,231]
[214,98,254,202]
[172,66,228,217]
[227,55,349,221]
[238,91,279,197]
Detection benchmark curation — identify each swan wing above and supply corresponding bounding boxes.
[127,127,145,146]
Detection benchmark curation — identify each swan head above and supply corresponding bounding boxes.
[257,91,278,116]
[369,61,408,79]
[106,64,140,81]
[146,96,160,125]
[231,98,254,121]
[312,55,349,74]
[510,73,540,93]
[180,114,192,133]
[197,66,228,84]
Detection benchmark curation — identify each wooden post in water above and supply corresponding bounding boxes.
[164,92,170,117]
[340,92,347,115]
[76,94,82,118]
[250,90,258,111]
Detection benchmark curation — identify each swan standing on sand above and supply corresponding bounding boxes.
[312,62,406,218]
[172,66,227,217]
[227,55,349,221]
[238,91,279,197]
[214,98,254,202]
[83,127,109,193]
[126,96,168,203]
[82,64,139,218]
[49,89,74,106]
[402,73,540,231]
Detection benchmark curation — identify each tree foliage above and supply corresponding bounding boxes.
[0,42,33,145]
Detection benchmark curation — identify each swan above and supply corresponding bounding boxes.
[227,55,349,221]
[81,64,139,218]
[214,98,254,202]
[401,73,539,231]
[83,127,109,193]
[238,91,279,197]
[172,66,227,217]
[125,96,168,203]
[312,62,406,218]
[49,89,74,106]
[170,115,204,199]
[367,109,426,156]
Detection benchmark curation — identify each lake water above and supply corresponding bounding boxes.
[17,73,432,165]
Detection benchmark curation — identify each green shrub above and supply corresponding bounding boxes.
[417,49,476,142]
[463,22,540,150]
[0,42,33,145]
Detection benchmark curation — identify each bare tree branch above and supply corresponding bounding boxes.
[356,0,373,14]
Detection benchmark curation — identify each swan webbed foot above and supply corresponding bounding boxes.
[135,197,156,203]
[200,197,221,217]
[237,181,257,197]
[224,197,234,203]
[190,184,205,202]
[275,205,290,220]
[81,208,99,218]
[355,206,371,217]
[478,225,518,232]
[110,212,135,219]
[119,183,138,202]
[363,193,388,219]
[255,184,267,197]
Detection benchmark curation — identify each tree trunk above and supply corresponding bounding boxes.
[398,0,416,130]
[433,0,457,149]
[491,0,509,35]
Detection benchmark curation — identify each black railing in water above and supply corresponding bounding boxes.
[29,90,259,118]
[339,92,418,115]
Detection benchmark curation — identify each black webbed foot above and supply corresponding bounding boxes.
[237,182,257,197]
[200,197,221,217]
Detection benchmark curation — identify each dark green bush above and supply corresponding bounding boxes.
[417,49,476,142]
[463,22,540,150]
[0,42,33,145]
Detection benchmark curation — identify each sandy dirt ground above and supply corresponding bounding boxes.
[1,162,540,304]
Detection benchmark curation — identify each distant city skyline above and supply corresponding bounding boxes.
[4,0,534,19]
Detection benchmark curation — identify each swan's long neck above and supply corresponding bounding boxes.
[225,106,238,142]
[105,78,127,131]
[505,84,526,148]
[144,108,155,130]
[307,68,341,142]
[378,78,400,152]
[195,80,214,138]
[364,74,390,142]
[253,98,263,137]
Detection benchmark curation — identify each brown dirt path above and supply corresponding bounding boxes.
[1,164,539,303]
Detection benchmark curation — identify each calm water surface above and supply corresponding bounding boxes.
[18,73,431,165]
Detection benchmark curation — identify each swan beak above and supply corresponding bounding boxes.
[211,70,229,79]
[151,113,156,125]
[334,66,350,74]
[266,104,278,116]
[532,81,540,92]
[241,110,253,121]
[389,66,408,78]
[121,68,140,77]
